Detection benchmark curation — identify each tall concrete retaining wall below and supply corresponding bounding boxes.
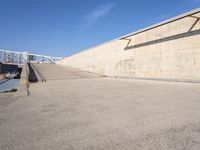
[59,8,200,82]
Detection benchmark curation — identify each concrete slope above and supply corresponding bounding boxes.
[31,63,103,81]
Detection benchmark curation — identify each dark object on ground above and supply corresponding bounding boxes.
[3,88,17,93]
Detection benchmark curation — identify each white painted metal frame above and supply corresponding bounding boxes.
[0,49,62,65]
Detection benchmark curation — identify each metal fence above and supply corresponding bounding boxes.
[0,49,62,65]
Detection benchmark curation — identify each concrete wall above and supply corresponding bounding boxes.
[0,74,6,80]
[59,10,200,82]
[19,62,29,95]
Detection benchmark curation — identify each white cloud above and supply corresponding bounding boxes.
[79,3,115,30]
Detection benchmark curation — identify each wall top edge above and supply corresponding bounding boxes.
[64,7,200,58]
[120,7,200,39]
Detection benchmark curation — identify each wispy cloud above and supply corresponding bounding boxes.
[78,3,115,30]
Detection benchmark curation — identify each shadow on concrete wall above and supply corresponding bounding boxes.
[125,29,200,50]
[28,63,38,83]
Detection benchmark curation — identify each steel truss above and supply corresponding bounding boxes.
[0,49,62,65]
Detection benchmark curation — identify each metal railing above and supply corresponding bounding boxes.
[0,49,62,65]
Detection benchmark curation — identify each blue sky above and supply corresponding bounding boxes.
[0,0,200,57]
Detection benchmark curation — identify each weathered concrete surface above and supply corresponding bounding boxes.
[0,74,6,80]
[0,93,17,109]
[59,9,200,82]
[32,63,103,80]
[17,62,29,96]
[0,64,200,149]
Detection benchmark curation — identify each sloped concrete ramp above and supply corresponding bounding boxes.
[30,63,103,82]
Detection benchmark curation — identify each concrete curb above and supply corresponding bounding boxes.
[17,62,30,96]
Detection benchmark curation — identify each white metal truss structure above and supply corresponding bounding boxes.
[0,49,62,65]
[29,53,62,64]
[0,49,24,65]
